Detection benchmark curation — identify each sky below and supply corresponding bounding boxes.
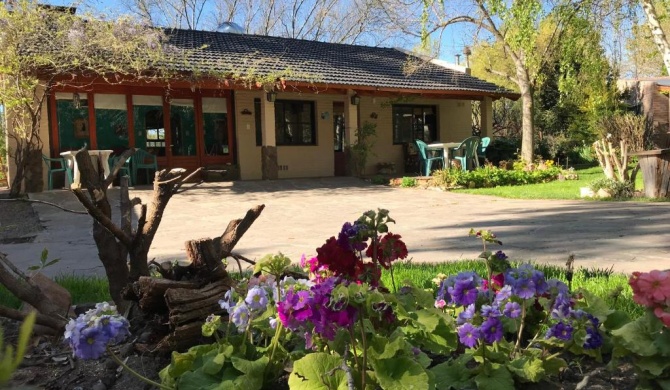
[41,0,472,65]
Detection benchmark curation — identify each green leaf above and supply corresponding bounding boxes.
[474,363,514,390]
[603,310,630,331]
[371,356,431,390]
[26,265,39,271]
[368,334,406,360]
[430,360,474,390]
[579,288,614,322]
[288,352,349,390]
[611,315,659,357]
[177,369,221,390]
[202,352,226,376]
[40,248,48,262]
[44,258,60,267]
[230,355,268,390]
[507,356,545,382]
[635,356,670,376]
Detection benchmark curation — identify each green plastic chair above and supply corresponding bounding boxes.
[42,154,72,190]
[451,136,481,171]
[415,139,445,176]
[132,149,158,185]
[108,154,132,186]
[478,137,491,164]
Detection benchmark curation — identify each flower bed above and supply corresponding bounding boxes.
[50,210,669,389]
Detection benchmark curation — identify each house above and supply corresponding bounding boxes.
[617,77,670,148]
[5,25,518,189]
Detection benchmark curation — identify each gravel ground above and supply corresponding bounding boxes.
[0,191,43,244]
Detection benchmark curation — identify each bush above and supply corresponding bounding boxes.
[589,178,634,199]
[400,176,417,187]
[433,164,562,189]
[485,137,519,165]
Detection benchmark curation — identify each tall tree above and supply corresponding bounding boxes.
[386,0,599,162]
[640,0,670,74]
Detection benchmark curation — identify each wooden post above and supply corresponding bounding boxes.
[631,148,670,198]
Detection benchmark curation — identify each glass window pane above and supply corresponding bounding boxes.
[56,94,89,153]
[132,95,164,156]
[94,94,128,152]
[202,97,228,156]
[170,99,196,156]
[274,100,315,146]
[392,105,437,144]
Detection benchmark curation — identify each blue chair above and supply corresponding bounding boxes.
[478,137,491,164]
[451,136,481,171]
[132,149,158,185]
[415,139,445,176]
[42,154,72,190]
[108,154,132,186]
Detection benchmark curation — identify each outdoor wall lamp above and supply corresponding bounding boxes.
[350,94,360,105]
[241,108,252,115]
[266,91,277,102]
[321,111,330,120]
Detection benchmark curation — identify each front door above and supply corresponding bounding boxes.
[333,102,346,176]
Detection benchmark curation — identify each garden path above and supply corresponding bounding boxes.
[2,177,669,276]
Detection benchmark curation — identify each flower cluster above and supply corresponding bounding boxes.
[277,276,357,348]
[219,275,311,333]
[435,264,603,351]
[630,270,670,327]
[64,302,130,360]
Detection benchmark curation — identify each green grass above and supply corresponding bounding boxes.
[0,274,111,310]
[451,166,656,200]
[454,167,605,199]
[381,260,643,319]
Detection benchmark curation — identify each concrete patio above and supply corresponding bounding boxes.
[3,177,670,276]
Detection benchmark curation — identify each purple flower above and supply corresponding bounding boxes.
[503,301,521,318]
[457,304,476,325]
[494,285,512,305]
[546,321,573,341]
[494,250,508,260]
[449,278,479,306]
[231,304,250,332]
[480,317,503,344]
[481,305,501,318]
[513,278,536,299]
[337,222,367,251]
[74,327,108,360]
[584,327,603,349]
[245,287,268,311]
[219,289,235,312]
[457,323,481,348]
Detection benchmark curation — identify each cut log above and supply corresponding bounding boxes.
[133,277,202,312]
[155,322,206,352]
[165,280,232,327]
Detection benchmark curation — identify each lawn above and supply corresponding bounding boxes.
[453,166,651,200]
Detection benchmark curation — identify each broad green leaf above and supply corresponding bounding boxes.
[507,356,545,382]
[603,310,630,331]
[368,334,406,360]
[579,289,614,322]
[177,369,221,390]
[541,357,567,376]
[231,356,268,390]
[635,356,670,376]
[612,316,658,357]
[288,352,349,390]
[202,352,226,376]
[371,356,431,390]
[167,344,217,378]
[474,363,514,390]
[430,361,474,390]
[653,327,670,357]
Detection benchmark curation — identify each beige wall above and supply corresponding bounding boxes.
[355,96,473,175]
[234,90,263,180]
[5,85,51,191]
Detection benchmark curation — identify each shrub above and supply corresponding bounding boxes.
[589,177,634,199]
[371,175,389,185]
[400,176,417,187]
[433,164,562,189]
[485,137,519,166]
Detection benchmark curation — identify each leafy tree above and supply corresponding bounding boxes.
[414,0,602,162]
[0,0,178,197]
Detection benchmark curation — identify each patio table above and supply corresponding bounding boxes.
[428,142,460,169]
[60,150,113,188]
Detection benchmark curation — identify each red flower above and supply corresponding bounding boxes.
[365,233,408,269]
[316,237,362,278]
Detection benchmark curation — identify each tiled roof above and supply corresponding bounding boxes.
[163,29,519,99]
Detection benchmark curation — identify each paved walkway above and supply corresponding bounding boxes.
[3,177,670,276]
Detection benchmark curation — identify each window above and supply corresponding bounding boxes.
[275,100,316,146]
[202,97,228,155]
[392,105,437,144]
[94,94,128,151]
[133,95,165,156]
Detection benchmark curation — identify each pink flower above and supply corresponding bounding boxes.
[632,270,670,306]
[655,306,670,328]
[435,299,446,309]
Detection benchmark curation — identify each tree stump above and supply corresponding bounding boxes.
[631,149,670,198]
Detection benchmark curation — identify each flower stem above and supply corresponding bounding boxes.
[389,264,397,292]
[268,322,284,364]
[513,301,527,356]
[106,346,174,390]
[348,326,360,370]
[358,316,368,390]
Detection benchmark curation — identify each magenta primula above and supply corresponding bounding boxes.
[630,270,670,327]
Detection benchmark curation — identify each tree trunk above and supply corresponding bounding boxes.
[518,74,535,163]
[642,0,670,75]
[9,144,26,198]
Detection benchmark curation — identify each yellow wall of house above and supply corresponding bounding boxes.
[5,85,51,190]
[234,90,263,180]
[355,96,473,175]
